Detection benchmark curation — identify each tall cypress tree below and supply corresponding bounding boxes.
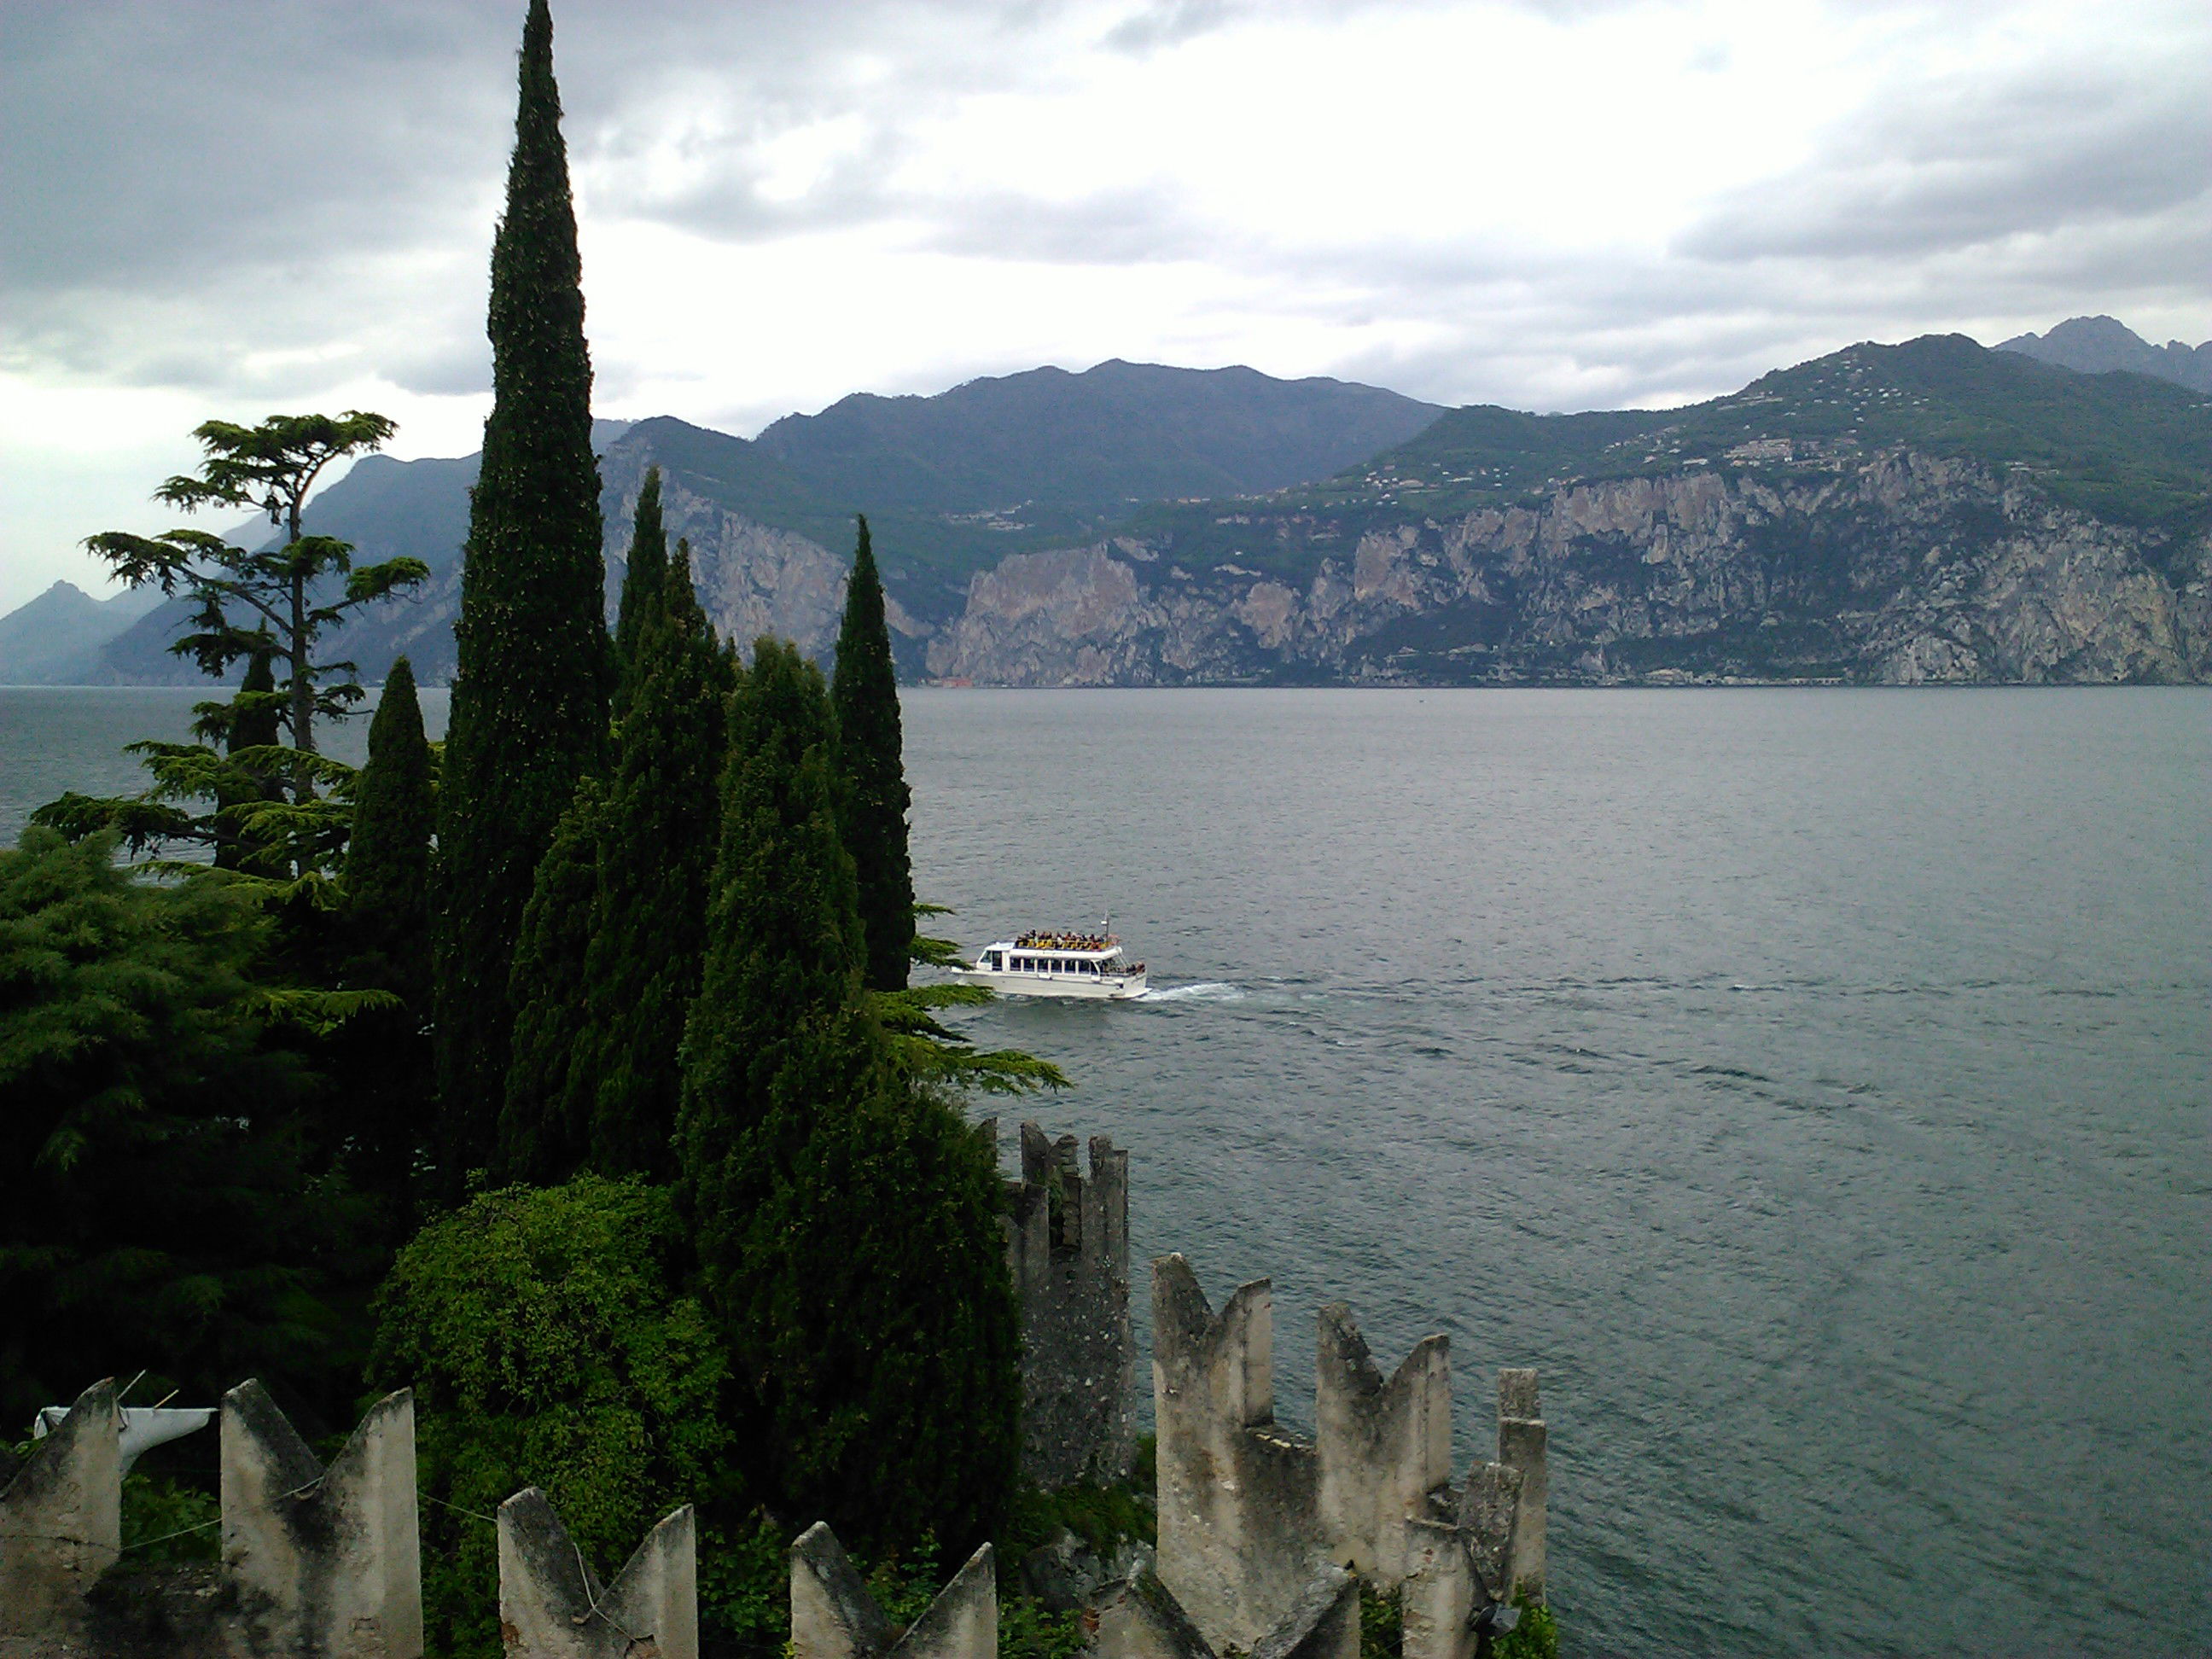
[498,779,606,1185]
[346,657,434,981]
[677,639,1018,1554]
[611,467,669,719]
[433,0,610,1186]
[830,516,915,992]
[212,646,284,874]
[579,538,732,1179]
[339,657,437,1215]
[677,640,867,1171]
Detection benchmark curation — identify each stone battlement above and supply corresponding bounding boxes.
[0,1382,693,1659]
[1001,1121,1135,1487]
[2,1132,1547,1659]
[1150,1255,1546,1659]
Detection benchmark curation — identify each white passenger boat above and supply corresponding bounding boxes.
[962,929,1148,1000]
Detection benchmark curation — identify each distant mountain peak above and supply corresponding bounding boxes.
[1996,317,2212,394]
[754,358,1443,518]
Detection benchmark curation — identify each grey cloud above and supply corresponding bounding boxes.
[1102,0,1248,53]
[4,0,2209,434]
[1681,68,2212,263]
[914,187,1220,265]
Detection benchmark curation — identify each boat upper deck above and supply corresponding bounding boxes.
[1009,930,1121,958]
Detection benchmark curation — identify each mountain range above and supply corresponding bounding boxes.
[1997,316,2212,394]
[9,318,2209,689]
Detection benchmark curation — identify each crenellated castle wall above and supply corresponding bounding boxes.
[2,1125,1546,1659]
[1002,1121,1136,1488]
[1148,1254,1547,1658]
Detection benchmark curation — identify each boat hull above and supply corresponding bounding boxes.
[958,968,1148,1001]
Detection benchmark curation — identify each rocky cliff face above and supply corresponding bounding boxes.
[925,451,2212,685]
[598,454,928,666]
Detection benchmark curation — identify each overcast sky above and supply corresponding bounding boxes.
[3,0,2208,610]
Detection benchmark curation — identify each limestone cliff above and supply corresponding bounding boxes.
[597,449,930,665]
[926,450,2212,685]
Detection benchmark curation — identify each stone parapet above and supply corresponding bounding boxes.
[1004,1121,1135,1488]
[0,1377,122,1639]
[1315,1305,1452,1583]
[790,1523,994,1659]
[498,1489,696,1659]
[221,1379,423,1659]
[1154,1254,1550,1658]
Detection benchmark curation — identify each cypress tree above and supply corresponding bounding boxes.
[338,658,437,1214]
[434,0,611,1185]
[677,639,1018,1554]
[346,657,434,982]
[577,536,731,1179]
[213,646,283,874]
[611,466,669,719]
[830,516,915,992]
[677,640,867,1168]
[498,779,606,1185]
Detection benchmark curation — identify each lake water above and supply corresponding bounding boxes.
[3,684,2207,1657]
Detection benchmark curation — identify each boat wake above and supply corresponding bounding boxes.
[1140,981,1244,1003]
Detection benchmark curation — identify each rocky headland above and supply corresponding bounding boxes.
[923,450,2212,685]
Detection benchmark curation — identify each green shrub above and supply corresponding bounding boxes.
[119,1472,219,1564]
[1492,1591,1558,1659]
[696,1509,790,1658]
[998,1592,1086,1659]
[1359,1581,1402,1659]
[367,1176,731,1657]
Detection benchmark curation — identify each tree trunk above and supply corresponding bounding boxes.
[287,500,317,801]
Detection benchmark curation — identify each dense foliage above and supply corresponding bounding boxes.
[368,1177,732,1657]
[612,466,670,715]
[0,830,355,1427]
[678,641,1021,1555]
[576,533,733,1178]
[334,656,438,1218]
[498,779,608,1185]
[434,0,610,1185]
[831,516,917,992]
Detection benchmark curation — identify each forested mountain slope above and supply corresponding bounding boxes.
[930,337,2212,686]
[61,364,1441,685]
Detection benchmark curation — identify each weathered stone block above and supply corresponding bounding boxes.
[1400,1518,1475,1659]
[790,1523,994,1659]
[1249,1564,1359,1659]
[0,1377,121,1638]
[1314,1306,1450,1585]
[1493,1372,1546,1602]
[1005,1122,1134,1488]
[1152,1255,1324,1656]
[220,1379,422,1658]
[892,1541,995,1659]
[498,1488,696,1659]
[1454,1463,1522,1605]
[791,1522,892,1659]
[1091,1565,1216,1659]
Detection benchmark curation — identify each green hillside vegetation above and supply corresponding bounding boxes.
[757,358,1441,515]
[1109,335,2212,585]
[1321,335,2212,523]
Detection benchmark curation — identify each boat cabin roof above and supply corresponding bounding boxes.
[986,939,1121,958]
